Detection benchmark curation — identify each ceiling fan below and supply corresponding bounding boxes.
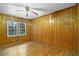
[14,3,47,17]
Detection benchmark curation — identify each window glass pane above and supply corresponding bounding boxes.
[21,29,25,34]
[18,23,25,29]
[8,29,17,35]
[8,21,17,29]
[8,24,16,29]
[18,29,25,35]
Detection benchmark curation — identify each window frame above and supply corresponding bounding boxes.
[17,22,26,36]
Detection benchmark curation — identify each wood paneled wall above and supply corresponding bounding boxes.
[0,14,31,46]
[31,6,78,55]
[77,4,79,56]
[0,14,2,46]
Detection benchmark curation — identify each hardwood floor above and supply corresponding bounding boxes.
[0,41,76,56]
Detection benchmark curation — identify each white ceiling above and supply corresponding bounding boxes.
[0,3,76,19]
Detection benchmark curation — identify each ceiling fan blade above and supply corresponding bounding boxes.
[31,11,39,15]
[32,8,48,12]
[15,10,24,11]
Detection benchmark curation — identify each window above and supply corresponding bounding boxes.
[7,21,17,37]
[7,21,26,37]
[18,22,26,36]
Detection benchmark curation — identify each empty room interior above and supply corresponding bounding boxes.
[0,3,79,56]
